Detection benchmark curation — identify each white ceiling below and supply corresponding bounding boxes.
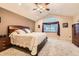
[22,3,79,16]
[0,3,79,21]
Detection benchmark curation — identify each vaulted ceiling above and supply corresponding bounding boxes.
[0,3,79,21]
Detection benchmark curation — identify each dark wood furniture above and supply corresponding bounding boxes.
[7,25,47,56]
[72,23,79,46]
[0,36,11,51]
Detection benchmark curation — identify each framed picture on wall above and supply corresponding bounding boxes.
[38,25,40,28]
[63,23,68,28]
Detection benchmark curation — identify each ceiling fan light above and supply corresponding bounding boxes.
[37,8,40,11]
[33,3,50,13]
[39,6,43,9]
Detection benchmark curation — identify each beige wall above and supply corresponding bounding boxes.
[0,8,35,35]
[73,16,79,24]
[35,15,73,41]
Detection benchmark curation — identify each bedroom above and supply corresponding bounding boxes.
[0,3,79,56]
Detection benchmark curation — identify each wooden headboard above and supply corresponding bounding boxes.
[7,25,30,36]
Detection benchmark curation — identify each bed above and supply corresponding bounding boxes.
[7,25,47,56]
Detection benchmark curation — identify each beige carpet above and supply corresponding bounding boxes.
[0,39,79,56]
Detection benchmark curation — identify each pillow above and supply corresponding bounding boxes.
[15,29,26,34]
[24,29,31,33]
[9,31,18,37]
[9,29,26,37]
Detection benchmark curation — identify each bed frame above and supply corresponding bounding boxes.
[7,25,30,36]
[7,25,48,56]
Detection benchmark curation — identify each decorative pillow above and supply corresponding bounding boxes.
[24,28,31,33]
[9,29,26,37]
[15,31,20,34]
[9,31,18,37]
[15,29,26,34]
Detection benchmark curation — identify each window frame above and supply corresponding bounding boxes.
[42,22,60,35]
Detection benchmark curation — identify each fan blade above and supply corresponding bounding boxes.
[46,8,50,11]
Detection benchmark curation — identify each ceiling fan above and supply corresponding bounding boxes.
[33,3,50,13]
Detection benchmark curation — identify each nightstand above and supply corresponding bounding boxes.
[0,36,11,51]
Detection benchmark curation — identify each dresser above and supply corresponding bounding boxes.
[0,36,11,51]
[72,23,79,46]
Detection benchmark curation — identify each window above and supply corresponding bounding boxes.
[43,22,58,33]
[43,24,58,32]
[42,17,60,35]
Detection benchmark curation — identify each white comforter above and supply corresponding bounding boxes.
[9,32,47,55]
